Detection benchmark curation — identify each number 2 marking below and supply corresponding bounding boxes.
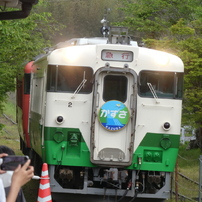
[68,102,72,107]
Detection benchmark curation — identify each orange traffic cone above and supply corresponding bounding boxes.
[37,163,52,202]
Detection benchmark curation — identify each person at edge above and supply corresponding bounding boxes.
[0,148,34,202]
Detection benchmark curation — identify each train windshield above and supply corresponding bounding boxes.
[139,71,183,99]
[47,65,93,93]
[103,75,128,102]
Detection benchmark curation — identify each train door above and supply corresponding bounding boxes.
[91,67,137,167]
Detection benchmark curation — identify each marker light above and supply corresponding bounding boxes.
[162,122,171,131]
[53,131,64,143]
[56,116,64,124]
[160,137,171,150]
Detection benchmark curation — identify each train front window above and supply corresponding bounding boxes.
[139,71,183,99]
[47,65,93,93]
[103,75,127,102]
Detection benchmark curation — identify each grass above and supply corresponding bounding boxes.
[168,144,201,202]
[0,99,21,155]
[1,97,202,202]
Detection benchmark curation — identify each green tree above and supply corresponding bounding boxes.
[44,0,123,43]
[0,1,63,116]
[117,0,200,42]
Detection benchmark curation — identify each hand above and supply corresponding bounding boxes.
[11,159,34,187]
[0,153,8,174]
[6,159,34,202]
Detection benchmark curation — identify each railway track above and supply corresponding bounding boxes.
[0,113,18,139]
[2,113,17,125]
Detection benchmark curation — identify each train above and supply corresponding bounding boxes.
[16,26,184,202]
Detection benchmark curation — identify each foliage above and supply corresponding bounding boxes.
[43,0,123,43]
[116,0,199,42]
[0,1,63,114]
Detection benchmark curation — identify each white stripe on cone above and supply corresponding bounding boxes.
[37,195,52,202]
[39,183,51,190]
[41,170,48,176]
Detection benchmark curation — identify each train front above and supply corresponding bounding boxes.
[31,28,184,202]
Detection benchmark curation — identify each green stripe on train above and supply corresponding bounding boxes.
[43,127,94,167]
[126,133,180,172]
[43,127,180,171]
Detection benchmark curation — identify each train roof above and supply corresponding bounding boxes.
[55,27,138,49]
[55,37,138,49]
[33,25,183,73]
[33,37,139,61]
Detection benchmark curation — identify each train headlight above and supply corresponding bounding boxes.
[153,152,161,162]
[64,48,78,62]
[56,116,64,124]
[145,151,153,162]
[162,122,171,131]
[156,53,170,66]
[144,150,162,162]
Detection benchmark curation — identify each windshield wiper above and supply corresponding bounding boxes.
[147,83,160,103]
[71,71,87,98]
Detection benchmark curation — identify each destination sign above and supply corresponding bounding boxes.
[101,50,133,62]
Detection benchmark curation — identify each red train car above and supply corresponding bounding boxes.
[16,61,33,153]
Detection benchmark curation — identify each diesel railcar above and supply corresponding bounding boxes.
[17,27,184,202]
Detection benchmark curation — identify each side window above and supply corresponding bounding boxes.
[103,75,127,102]
[47,65,56,91]
[175,73,183,98]
[139,71,183,99]
[24,73,31,94]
